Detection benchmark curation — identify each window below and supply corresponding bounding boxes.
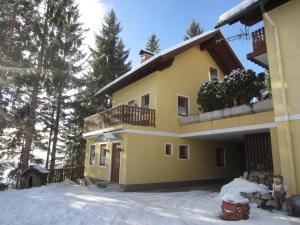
[216,148,226,167]
[209,67,218,80]
[141,94,150,108]
[99,144,107,166]
[179,145,189,160]
[128,99,136,106]
[89,145,96,165]
[165,144,173,156]
[177,96,189,116]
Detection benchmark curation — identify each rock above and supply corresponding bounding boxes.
[261,193,272,200]
[255,199,264,207]
[266,200,278,208]
[254,192,261,199]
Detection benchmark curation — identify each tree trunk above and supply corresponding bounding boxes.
[45,104,55,169]
[19,4,50,176]
[49,83,63,172]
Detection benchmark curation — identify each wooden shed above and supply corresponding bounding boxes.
[20,165,50,188]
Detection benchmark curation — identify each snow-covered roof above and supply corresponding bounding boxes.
[20,164,50,176]
[218,0,260,24]
[216,0,289,28]
[95,30,218,96]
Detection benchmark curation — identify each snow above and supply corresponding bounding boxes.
[220,178,270,197]
[1,181,299,225]
[221,193,250,204]
[31,164,50,174]
[218,0,260,23]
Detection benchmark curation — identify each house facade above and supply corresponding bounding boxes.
[216,0,300,194]
[83,30,279,191]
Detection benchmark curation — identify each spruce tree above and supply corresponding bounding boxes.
[146,33,160,53]
[183,19,204,40]
[87,9,131,114]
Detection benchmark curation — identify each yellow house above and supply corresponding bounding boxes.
[83,29,278,191]
[216,0,300,195]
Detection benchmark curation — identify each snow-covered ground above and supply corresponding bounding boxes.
[0,180,300,225]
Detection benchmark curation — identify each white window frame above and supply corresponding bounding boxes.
[89,144,96,165]
[99,144,107,167]
[140,92,151,108]
[176,94,190,117]
[164,143,173,157]
[216,147,226,168]
[178,144,190,160]
[209,66,218,80]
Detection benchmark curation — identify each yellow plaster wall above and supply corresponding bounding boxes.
[124,133,241,185]
[84,135,128,185]
[263,0,300,194]
[264,0,300,116]
[112,46,224,133]
[180,111,274,134]
[270,127,281,175]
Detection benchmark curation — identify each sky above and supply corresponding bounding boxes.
[77,0,265,73]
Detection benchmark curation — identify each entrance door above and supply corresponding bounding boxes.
[111,143,121,183]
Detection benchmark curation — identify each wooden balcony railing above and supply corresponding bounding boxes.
[247,27,268,69]
[249,27,267,56]
[84,105,155,132]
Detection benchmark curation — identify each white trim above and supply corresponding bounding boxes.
[275,114,300,123]
[176,94,190,117]
[89,144,96,166]
[83,129,107,138]
[164,143,173,157]
[83,122,277,139]
[140,92,151,108]
[180,122,276,138]
[208,65,219,80]
[99,143,107,167]
[178,144,190,160]
[112,129,179,137]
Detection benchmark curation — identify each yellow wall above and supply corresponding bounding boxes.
[180,111,274,134]
[125,133,241,184]
[264,0,300,194]
[112,46,224,133]
[84,136,128,184]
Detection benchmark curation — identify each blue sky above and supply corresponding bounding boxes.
[99,0,264,73]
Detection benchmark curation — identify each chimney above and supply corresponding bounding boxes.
[139,49,154,63]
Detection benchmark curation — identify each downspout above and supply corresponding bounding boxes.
[260,4,297,193]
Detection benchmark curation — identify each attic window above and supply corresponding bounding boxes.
[141,94,150,108]
[209,67,218,80]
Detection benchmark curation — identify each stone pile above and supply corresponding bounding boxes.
[240,191,278,209]
[247,171,273,189]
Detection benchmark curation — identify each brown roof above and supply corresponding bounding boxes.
[95,29,243,96]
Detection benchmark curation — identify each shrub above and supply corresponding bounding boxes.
[197,69,268,112]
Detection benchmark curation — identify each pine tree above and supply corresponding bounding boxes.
[146,33,160,53]
[183,19,204,40]
[87,9,131,114]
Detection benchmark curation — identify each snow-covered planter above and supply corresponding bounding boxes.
[219,178,270,220]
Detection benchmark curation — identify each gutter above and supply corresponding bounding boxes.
[260,4,297,192]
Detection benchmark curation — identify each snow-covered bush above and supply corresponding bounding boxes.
[197,79,225,112]
[197,69,269,112]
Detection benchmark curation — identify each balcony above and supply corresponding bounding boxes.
[84,105,155,133]
[247,27,268,69]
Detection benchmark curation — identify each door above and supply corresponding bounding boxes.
[111,143,121,183]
